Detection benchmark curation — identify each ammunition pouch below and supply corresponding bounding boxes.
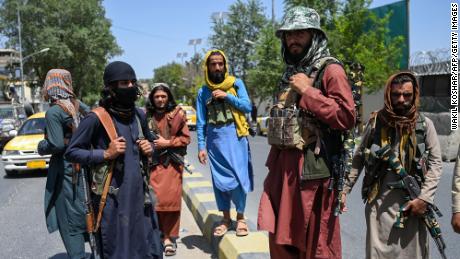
[90,160,122,196]
[206,98,234,125]
[267,105,304,150]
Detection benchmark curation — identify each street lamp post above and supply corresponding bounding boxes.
[188,38,202,56]
[176,52,188,64]
[19,47,50,102]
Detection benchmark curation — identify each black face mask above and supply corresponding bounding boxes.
[113,86,138,108]
[208,71,225,84]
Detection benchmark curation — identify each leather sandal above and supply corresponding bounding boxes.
[213,218,231,237]
[164,243,177,256]
[236,219,249,237]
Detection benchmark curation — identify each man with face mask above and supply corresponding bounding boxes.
[342,72,443,258]
[65,61,163,258]
[257,7,355,259]
[196,49,253,237]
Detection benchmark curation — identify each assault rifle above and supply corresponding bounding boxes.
[150,130,193,174]
[373,144,447,259]
[138,137,157,207]
[78,165,101,259]
[330,131,355,216]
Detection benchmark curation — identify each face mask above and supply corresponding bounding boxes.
[113,86,138,107]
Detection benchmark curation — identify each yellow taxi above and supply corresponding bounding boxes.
[1,112,50,176]
[179,105,197,131]
[256,115,269,136]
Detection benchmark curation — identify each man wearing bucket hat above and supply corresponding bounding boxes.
[257,6,355,258]
[196,49,254,237]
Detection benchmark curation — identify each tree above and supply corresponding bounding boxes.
[152,62,186,102]
[0,0,121,104]
[246,24,284,107]
[283,0,404,92]
[209,0,267,99]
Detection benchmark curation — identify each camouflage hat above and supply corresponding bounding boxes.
[276,6,326,39]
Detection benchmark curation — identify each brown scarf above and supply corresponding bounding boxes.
[377,72,420,136]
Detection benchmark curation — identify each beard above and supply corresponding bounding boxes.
[208,71,225,84]
[393,102,412,116]
[285,43,310,64]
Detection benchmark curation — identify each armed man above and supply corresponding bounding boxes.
[452,144,460,233]
[257,7,355,258]
[342,72,444,259]
[65,61,163,258]
[146,83,191,256]
[196,49,253,237]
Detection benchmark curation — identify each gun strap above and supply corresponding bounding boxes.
[92,107,118,232]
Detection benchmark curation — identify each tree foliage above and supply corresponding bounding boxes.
[0,0,121,104]
[209,0,267,100]
[283,0,404,92]
[246,24,284,107]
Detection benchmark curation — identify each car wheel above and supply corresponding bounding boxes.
[4,170,16,177]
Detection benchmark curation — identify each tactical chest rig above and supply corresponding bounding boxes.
[87,107,154,231]
[361,112,428,204]
[267,57,350,180]
[148,106,187,167]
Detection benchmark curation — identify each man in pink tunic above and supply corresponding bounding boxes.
[257,6,355,259]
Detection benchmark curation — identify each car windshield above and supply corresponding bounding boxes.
[0,107,14,119]
[18,118,46,135]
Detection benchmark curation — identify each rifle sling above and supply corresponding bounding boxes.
[92,107,118,232]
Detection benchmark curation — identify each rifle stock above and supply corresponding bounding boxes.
[79,165,101,259]
[150,130,193,174]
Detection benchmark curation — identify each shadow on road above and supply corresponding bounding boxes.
[3,169,47,179]
[48,252,92,259]
[181,235,216,257]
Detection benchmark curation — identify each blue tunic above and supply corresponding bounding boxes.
[196,79,254,194]
[65,109,162,259]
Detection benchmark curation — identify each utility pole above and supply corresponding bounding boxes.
[272,0,275,26]
[17,6,24,102]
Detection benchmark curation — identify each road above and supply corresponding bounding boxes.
[185,133,460,259]
[0,159,214,259]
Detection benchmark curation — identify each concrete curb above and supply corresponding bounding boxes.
[181,165,270,259]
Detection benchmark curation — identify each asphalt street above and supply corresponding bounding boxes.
[185,133,460,259]
[0,159,214,259]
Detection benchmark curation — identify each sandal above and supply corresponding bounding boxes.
[164,243,177,256]
[236,219,249,237]
[213,218,231,237]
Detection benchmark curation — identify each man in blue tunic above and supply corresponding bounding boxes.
[196,49,254,237]
[65,61,163,258]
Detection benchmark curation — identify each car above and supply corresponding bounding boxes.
[256,114,269,136]
[0,103,27,152]
[1,112,50,176]
[179,105,197,131]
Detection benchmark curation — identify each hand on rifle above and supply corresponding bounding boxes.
[104,137,126,160]
[339,192,349,213]
[198,150,207,165]
[403,198,427,216]
[136,139,153,156]
[153,135,170,149]
[451,212,460,234]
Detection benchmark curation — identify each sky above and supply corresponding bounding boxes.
[103,0,452,79]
